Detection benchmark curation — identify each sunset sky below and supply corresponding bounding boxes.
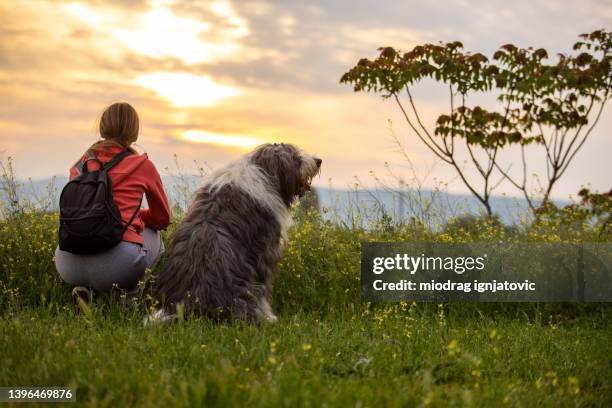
[1,0,610,199]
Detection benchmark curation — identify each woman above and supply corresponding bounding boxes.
[55,102,172,303]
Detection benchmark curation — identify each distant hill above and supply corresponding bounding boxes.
[11,175,570,225]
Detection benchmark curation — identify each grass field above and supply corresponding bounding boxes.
[2,303,610,407]
[0,183,611,406]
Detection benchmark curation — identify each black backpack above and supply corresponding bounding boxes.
[58,149,142,255]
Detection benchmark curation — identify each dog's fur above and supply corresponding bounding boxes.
[151,143,321,323]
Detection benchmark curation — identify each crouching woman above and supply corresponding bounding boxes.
[55,102,171,304]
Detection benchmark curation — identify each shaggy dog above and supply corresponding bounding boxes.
[150,143,321,323]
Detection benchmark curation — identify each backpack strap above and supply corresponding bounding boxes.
[80,149,131,173]
[123,195,144,232]
[102,149,142,231]
[79,149,103,174]
[101,149,133,171]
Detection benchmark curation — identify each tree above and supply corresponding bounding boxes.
[340,30,611,216]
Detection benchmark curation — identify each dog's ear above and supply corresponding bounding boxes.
[251,144,301,206]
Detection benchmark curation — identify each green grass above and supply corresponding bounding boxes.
[0,190,611,406]
[2,303,610,407]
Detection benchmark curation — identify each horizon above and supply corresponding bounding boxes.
[22,171,574,200]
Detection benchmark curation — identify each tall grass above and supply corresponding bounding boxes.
[0,155,608,313]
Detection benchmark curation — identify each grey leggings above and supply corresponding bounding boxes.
[55,228,165,293]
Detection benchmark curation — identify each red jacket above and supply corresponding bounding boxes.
[70,145,172,245]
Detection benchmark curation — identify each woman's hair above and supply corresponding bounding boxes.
[99,101,140,146]
[74,102,140,167]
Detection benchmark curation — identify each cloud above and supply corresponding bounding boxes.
[182,130,261,148]
[63,1,249,64]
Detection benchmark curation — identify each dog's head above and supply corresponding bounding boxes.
[249,143,322,206]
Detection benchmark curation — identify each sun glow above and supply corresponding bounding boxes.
[110,8,214,64]
[64,1,248,65]
[183,130,261,149]
[62,1,250,107]
[135,72,243,107]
